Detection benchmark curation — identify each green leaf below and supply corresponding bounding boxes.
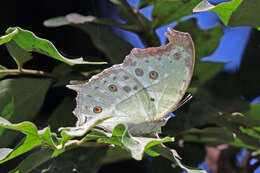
[175,19,224,84]
[196,77,250,114]
[180,112,260,150]
[144,137,174,157]
[0,98,14,120]
[95,124,124,146]
[44,15,133,64]
[174,142,206,167]
[51,63,88,88]
[243,103,260,120]
[240,126,260,139]
[195,61,225,84]
[0,78,52,147]
[151,157,183,173]
[193,0,260,29]
[60,25,132,64]
[98,124,174,160]
[33,147,107,173]
[0,27,18,45]
[9,149,53,173]
[0,78,51,122]
[4,27,106,65]
[112,123,126,137]
[214,113,260,129]
[0,98,14,136]
[150,145,206,173]
[181,127,235,144]
[228,1,260,28]
[94,18,139,31]
[44,13,138,31]
[47,97,76,131]
[0,65,7,69]
[212,114,260,149]
[0,64,7,79]
[141,0,201,28]
[0,134,42,164]
[110,1,160,46]
[0,117,59,164]
[193,0,243,25]
[6,40,32,67]
[111,0,141,25]
[102,146,131,164]
[164,101,220,135]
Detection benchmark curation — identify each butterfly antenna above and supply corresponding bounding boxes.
[175,94,193,110]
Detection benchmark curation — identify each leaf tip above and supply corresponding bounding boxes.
[193,0,215,13]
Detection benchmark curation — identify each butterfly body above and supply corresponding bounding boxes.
[68,28,195,135]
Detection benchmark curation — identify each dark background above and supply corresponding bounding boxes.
[0,0,259,172]
[0,1,149,172]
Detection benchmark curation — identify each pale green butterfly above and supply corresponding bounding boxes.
[66,28,195,135]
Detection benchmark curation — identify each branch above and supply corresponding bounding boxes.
[0,68,57,79]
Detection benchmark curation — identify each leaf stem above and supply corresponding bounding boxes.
[121,0,146,32]
[0,68,57,78]
[17,63,22,72]
[121,0,156,46]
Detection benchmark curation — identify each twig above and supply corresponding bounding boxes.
[0,68,57,79]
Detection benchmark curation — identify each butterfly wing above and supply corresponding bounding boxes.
[123,28,195,120]
[68,28,194,133]
[67,65,156,131]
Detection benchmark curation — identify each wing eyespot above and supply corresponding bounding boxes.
[108,84,118,92]
[149,71,158,80]
[93,106,102,113]
[173,52,181,60]
[135,68,144,76]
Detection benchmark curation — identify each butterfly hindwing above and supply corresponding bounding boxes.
[68,65,155,130]
[123,28,194,120]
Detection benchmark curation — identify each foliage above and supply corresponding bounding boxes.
[0,0,260,172]
[194,0,260,29]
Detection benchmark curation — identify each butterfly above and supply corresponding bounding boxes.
[66,28,195,135]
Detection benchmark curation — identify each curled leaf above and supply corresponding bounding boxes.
[193,0,249,27]
[1,27,106,65]
[0,148,13,160]
[0,28,18,45]
[0,117,60,164]
[59,115,112,137]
